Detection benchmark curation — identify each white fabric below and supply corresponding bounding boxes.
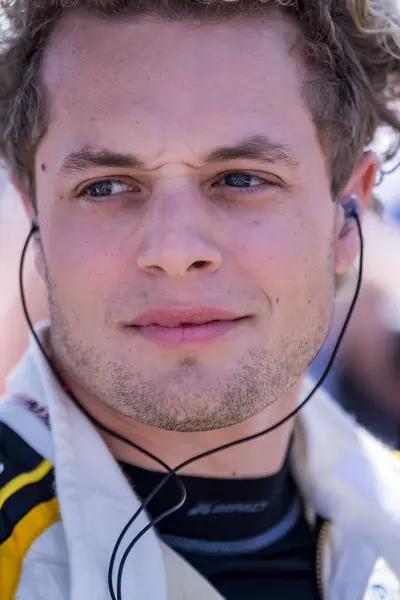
[1,323,400,600]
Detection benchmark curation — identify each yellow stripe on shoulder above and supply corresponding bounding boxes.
[0,497,60,600]
[0,459,53,509]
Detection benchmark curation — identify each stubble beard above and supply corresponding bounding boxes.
[45,269,334,433]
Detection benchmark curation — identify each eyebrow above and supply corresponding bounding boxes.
[58,148,144,177]
[203,135,299,168]
[58,135,299,177]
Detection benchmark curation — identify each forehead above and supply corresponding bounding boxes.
[40,12,319,164]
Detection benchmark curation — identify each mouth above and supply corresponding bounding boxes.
[124,307,249,348]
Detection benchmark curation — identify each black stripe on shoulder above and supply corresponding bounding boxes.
[0,422,43,487]
[0,421,56,545]
[0,467,56,545]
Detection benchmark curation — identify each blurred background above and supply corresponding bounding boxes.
[1,131,400,447]
[310,130,400,449]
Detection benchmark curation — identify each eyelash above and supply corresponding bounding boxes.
[212,172,276,193]
[77,172,277,203]
[76,179,140,203]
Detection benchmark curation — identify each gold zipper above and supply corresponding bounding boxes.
[315,520,330,600]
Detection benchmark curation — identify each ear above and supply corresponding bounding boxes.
[334,151,378,275]
[10,174,47,282]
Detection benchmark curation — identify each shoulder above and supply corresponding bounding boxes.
[0,420,60,600]
[0,420,56,521]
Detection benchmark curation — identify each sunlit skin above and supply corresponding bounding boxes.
[20,11,376,477]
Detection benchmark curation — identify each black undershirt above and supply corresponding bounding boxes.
[120,454,321,599]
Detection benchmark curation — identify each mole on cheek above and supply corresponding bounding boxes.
[40,163,47,172]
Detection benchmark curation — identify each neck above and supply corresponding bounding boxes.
[57,370,301,478]
[103,410,296,479]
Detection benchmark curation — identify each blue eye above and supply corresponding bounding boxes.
[221,173,266,188]
[77,179,141,204]
[84,180,132,198]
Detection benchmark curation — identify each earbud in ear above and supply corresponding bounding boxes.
[31,218,40,234]
[342,194,360,220]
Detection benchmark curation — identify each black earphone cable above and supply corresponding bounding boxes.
[19,208,363,600]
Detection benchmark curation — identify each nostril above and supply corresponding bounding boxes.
[148,265,165,274]
[191,260,209,270]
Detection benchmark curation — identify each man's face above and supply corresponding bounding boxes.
[34,12,338,431]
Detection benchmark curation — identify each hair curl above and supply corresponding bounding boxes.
[1,0,400,201]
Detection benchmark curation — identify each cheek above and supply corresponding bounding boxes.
[233,215,320,295]
[232,211,333,337]
[43,221,127,318]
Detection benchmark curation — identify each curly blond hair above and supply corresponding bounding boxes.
[1,0,400,201]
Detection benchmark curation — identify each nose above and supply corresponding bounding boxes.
[137,194,222,278]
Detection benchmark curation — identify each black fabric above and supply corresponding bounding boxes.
[0,422,56,544]
[120,457,320,599]
[0,422,43,485]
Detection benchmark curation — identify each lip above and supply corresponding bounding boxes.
[125,307,247,348]
[131,307,239,327]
